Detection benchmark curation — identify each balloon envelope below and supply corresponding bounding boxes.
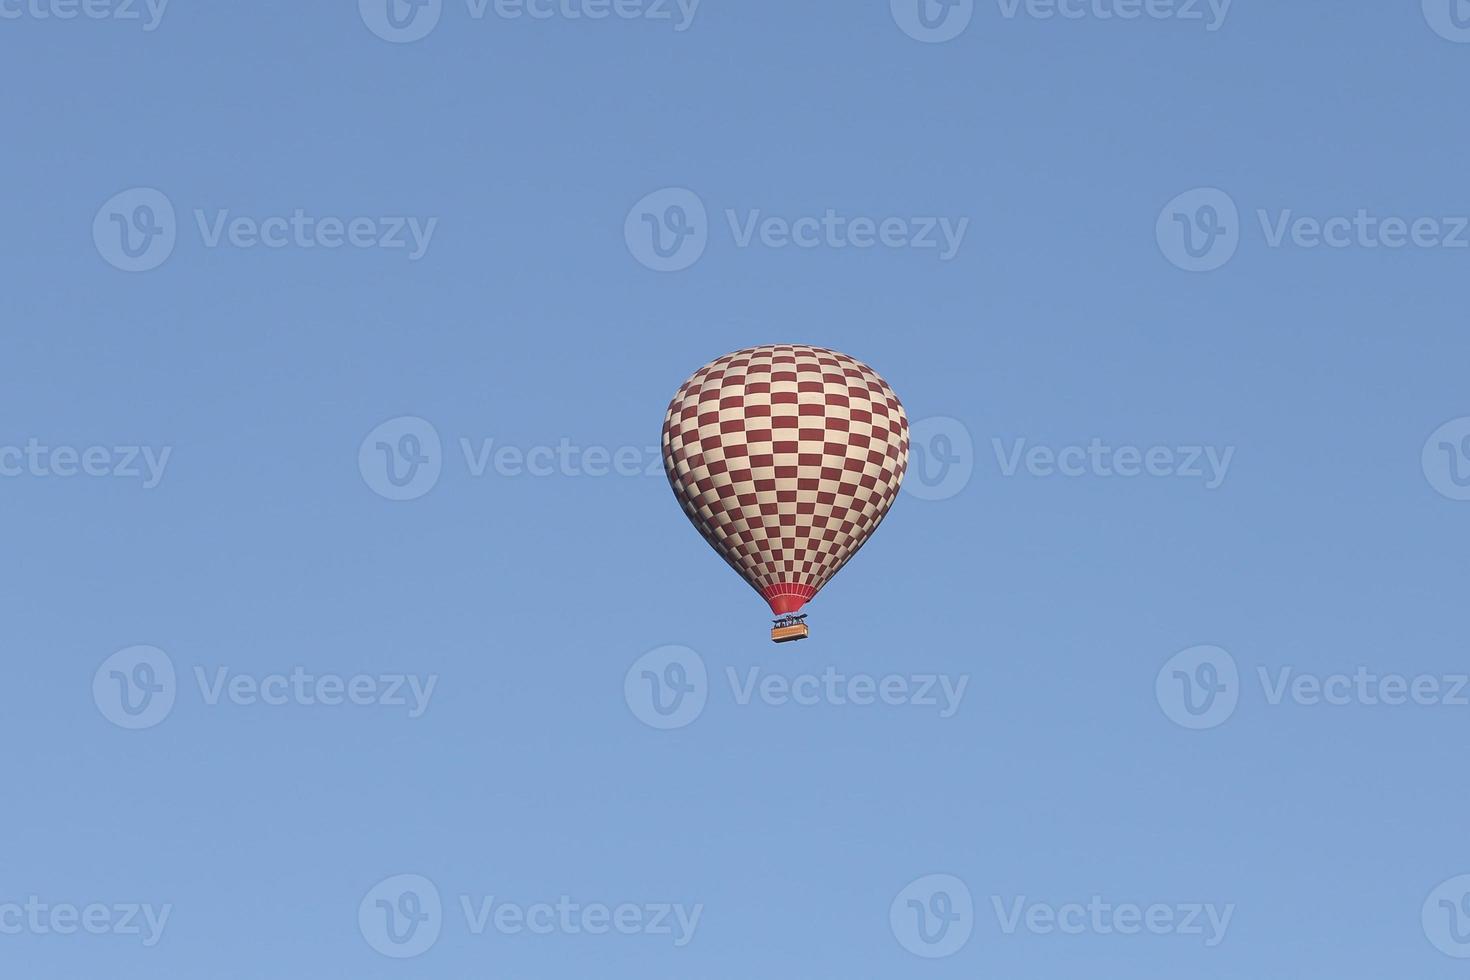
[662,345,909,615]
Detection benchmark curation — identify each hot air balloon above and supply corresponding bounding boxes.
[661,345,909,642]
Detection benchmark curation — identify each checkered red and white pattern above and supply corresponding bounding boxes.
[662,345,909,615]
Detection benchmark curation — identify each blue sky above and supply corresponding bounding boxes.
[3,1,1470,977]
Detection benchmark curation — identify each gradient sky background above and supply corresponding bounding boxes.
[3,1,1470,977]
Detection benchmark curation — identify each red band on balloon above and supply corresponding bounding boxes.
[762,583,817,615]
